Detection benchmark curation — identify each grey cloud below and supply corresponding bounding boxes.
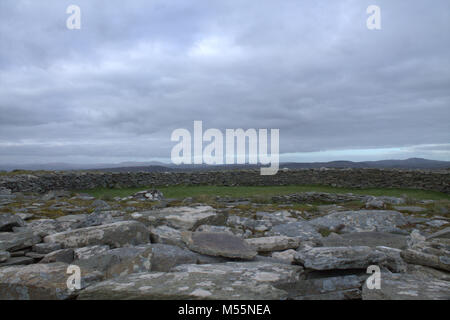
[0,0,449,165]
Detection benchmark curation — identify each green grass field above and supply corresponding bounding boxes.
[79,185,450,201]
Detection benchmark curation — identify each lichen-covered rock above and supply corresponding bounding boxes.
[362,273,450,300]
[0,262,104,300]
[0,231,41,252]
[245,236,301,252]
[294,246,386,270]
[183,232,257,259]
[43,221,150,248]
[78,262,303,300]
[308,210,407,233]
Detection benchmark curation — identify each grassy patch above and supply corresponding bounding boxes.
[78,185,450,201]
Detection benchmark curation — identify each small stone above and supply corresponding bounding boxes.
[40,249,74,264]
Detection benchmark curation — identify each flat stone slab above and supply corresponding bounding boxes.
[427,227,450,240]
[0,262,103,300]
[43,221,150,248]
[0,231,41,252]
[308,210,407,233]
[320,232,408,249]
[131,206,225,231]
[294,246,386,270]
[362,273,450,300]
[400,249,450,272]
[276,275,362,300]
[245,236,301,252]
[267,221,321,240]
[183,232,257,259]
[78,262,302,300]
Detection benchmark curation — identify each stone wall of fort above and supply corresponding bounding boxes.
[0,168,449,194]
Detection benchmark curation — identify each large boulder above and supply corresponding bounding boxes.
[294,246,386,270]
[183,232,257,259]
[78,262,302,300]
[0,262,103,300]
[43,221,150,248]
[308,210,407,233]
[362,273,450,300]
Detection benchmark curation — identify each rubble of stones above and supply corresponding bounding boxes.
[0,185,449,300]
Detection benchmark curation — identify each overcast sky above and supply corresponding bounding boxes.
[0,0,449,165]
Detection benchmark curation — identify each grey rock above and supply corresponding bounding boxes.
[91,199,111,210]
[0,231,41,252]
[43,221,150,248]
[245,236,301,252]
[308,210,407,234]
[271,249,297,263]
[130,206,224,231]
[150,244,199,272]
[26,219,64,237]
[427,227,450,240]
[149,225,185,248]
[15,213,34,221]
[74,245,153,279]
[294,246,386,270]
[74,245,110,260]
[79,262,302,300]
[400,249,450,272]
[320,232,408,249]
[267,221,321,240]
[394,206,426,213]
[0,262,103,300]
[362,273,450,300]
[32,242,62,254]
[40,249,74,264]
[276,275,362,300]
[0,250,11,262]
[375,246,408,273]
[0,213,25,231]
[426,220,449,228]
[0,256,34,266]
[183,232,257,260]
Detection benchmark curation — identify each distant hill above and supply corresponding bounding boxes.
[1,158,448,172]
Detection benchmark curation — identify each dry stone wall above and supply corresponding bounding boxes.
[0,168,449,194]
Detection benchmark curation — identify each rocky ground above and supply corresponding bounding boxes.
[0,186,449,300]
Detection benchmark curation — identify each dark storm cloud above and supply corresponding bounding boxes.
[0,0,449,164]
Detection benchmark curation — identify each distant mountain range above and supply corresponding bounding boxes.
[0,158,449,172]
